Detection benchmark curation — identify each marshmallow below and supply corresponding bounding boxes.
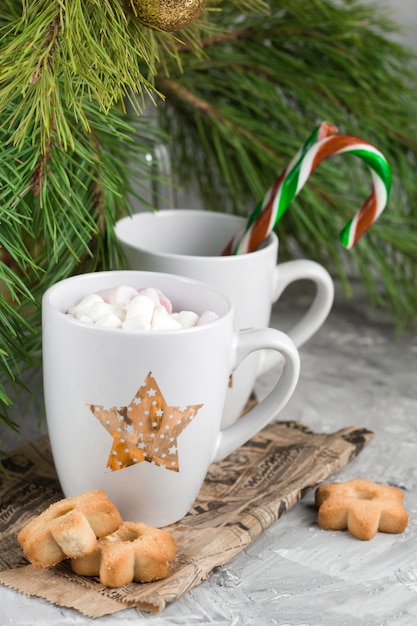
[96,286,138,309]
[95,313,123,329]
[137,288,173,314]
[125,295,155,325]
[88,301,126,323]
[136,288,161,307]
[67,286,220,332]
[77,315,94,324]
[151,309,182,330]
[173,311,200,328]
[197,311,219,326]
[122,315,150,331]
[68,294,104,319]
[154,289,173,314]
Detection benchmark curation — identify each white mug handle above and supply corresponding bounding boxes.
[213,328,300,463]
[272,259,334,348]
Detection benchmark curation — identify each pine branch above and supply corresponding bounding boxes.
[1,0,416,435]
[0,0,272,432]
[0,93,170,427]
[155,0,417,328]
[0,0,208,151]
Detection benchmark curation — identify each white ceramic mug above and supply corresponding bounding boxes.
[42,271,300,527]
[115,210,334,426]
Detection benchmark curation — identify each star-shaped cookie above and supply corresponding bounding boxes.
[88,372,203,472]
[315,478,408,540]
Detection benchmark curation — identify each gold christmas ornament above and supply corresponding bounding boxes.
[129,0,208,32]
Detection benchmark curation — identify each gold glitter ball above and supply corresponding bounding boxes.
[130,0,208,32]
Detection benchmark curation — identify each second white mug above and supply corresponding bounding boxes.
[115,210,334,426]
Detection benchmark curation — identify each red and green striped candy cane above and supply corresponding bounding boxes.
[222,123,392,255]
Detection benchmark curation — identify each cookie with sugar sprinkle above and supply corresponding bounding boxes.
[315,478,408,541]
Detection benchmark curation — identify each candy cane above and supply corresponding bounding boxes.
[221,122,338,256]
[222,126,392,255]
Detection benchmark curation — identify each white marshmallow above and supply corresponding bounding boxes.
[154,304,169,316]
[95,313,123,329]
[139,287,172,314]
[96,286,138,309]
[122,314,150,331]
[77,315,94,324]
[137,288,161,307]
[88,301,126,323]
[68,294,103,319]
[174,310,200,328]
[125,295,155,324]
[197,311,219,326]
[67,286,220,332]
[151,309,182,330]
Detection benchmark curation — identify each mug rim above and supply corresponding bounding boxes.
[115,209,277,262]
[42,270,234,336]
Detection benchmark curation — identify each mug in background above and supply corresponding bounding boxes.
[115,210,334,426]
[42,271,300,527]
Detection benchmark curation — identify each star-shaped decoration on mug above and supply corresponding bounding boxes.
[88,372,203,473]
